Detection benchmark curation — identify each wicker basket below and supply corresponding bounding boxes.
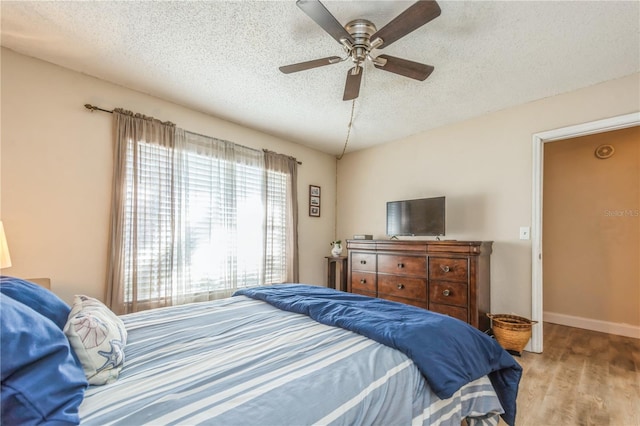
[487,314,538,354]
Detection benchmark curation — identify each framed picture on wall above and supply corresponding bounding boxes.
[309,185,321,217]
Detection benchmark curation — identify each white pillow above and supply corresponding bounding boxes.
[64,295,127,385]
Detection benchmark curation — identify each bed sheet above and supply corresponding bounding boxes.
[79,296,503,425]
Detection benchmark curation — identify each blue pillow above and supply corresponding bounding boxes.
[0,275,70,329]
[1,294,88,425]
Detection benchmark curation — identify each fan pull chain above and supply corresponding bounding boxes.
[336,99,356,161]
[334,98,356,242]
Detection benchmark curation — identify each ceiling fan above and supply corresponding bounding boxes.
[279,0,441,101]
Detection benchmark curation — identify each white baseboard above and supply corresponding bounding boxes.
[544,311,640,339]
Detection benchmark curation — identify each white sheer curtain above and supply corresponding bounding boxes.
[106,110,298,314]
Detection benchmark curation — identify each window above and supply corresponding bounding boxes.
[107,110,297,313]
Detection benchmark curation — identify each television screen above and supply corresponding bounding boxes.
[386,196,445,236]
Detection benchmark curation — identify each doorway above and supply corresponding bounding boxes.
[530,112,640,353]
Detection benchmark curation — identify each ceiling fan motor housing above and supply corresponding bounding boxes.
[344,19,377,63]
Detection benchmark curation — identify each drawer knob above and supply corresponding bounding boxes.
[442,289,451,296]
[397,283,405,290]
[360,279,367,284]
[397,263,405,269]
[440,265,450,273]
[360,260,367,265]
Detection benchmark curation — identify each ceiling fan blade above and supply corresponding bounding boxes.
[373,55,434,81]
[296,0,354,45]
[343,66,363,101]
[279,56,343,74]
[370,1,441,49]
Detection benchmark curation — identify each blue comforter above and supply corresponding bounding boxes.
[235,284,522,425]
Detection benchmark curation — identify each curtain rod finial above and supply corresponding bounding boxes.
[84,104,113,114]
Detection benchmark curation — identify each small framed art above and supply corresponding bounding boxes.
[309,185,321,217]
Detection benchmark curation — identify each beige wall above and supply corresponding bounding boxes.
[543,127,639,326]
[337,72,640,318]
[3,46,638,318]
[0,48,338,304]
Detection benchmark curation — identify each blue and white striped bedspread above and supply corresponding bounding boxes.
[79,296,503,425]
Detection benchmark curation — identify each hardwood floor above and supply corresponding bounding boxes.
[499,322,640,426]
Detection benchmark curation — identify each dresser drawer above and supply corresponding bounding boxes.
[351,271,376,294]
[429,303,468,323]
[351,252,376,272]
[429,257,468,282]
[429,281,468,307]
[378,254,426,276]
[381,293,428,309]
[378,275,426,301]
[352,288,376,298]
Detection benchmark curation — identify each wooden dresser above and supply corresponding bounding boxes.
[347,240,492,331]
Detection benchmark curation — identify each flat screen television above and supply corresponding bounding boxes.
[386,196,445,237]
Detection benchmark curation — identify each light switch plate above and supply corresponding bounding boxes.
[519,226,530,240]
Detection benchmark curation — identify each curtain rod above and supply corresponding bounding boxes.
[85,104,113,114]
[84,104,301,165]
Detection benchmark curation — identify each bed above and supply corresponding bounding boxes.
[1,277,522,426]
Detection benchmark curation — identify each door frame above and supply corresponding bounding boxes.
[530,112,640,353]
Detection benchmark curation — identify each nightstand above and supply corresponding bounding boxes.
[325,256,347,292]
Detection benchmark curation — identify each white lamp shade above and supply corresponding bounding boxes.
[0,221,12,269]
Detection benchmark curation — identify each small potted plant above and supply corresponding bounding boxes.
[330,240,343,257]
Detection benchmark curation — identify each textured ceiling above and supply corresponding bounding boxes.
[1,1,639,155]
